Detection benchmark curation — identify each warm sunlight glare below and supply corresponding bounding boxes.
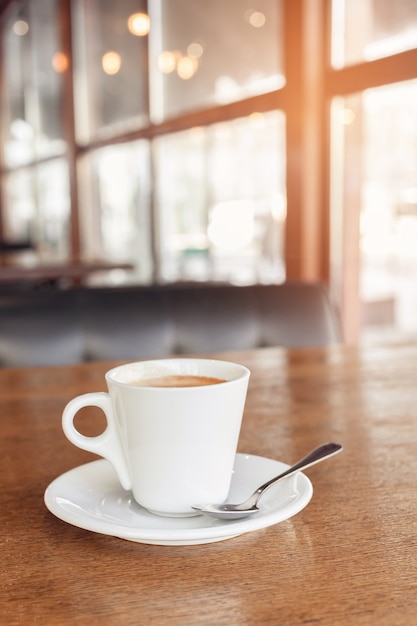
[208,200,254,250]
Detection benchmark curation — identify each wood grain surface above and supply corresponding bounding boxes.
[1,345,416,625]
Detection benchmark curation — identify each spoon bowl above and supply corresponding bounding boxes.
[192,442,342,521]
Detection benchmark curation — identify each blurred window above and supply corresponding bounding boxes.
[0,0,66,167]
[332,0,417,68]
[72,0,150,143]
[149,0,284,121]
[77,141,153,285]
[2,159,69,259]
[154,111,286,283]
[0,0,285,285]
[331,79,417,342]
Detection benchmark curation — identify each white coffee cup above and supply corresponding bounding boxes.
[62,358,250,517]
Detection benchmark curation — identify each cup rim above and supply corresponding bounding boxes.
[105,357,250,390]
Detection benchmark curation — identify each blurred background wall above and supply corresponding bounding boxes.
[1,0,417,345]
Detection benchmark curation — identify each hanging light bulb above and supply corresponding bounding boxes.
[13,20,29,35]
[127,13,150,36]
[177,56,198,80]
[52,52,69,73]
[102,51,122,75]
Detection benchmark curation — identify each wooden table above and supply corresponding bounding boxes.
[1,344,416,625]
[0,258,134,286]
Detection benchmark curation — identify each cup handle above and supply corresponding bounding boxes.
[62,392,132,490]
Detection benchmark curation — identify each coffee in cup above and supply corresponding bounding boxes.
[129,374,226,387]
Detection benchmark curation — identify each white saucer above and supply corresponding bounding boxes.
[44,454,313,545]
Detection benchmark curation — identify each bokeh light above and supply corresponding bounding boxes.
[127,12,150,36]
[102,51,122,75]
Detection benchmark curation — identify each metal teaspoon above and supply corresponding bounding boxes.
[192,442,342,521]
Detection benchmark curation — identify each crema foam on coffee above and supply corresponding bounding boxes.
[129,375,226,388]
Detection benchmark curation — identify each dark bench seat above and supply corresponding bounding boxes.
[0,282,341,368]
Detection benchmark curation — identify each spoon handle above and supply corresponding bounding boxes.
[254,442,342,501]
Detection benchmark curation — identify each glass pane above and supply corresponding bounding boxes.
[2,169,36,243]
[331,79,417,343]
[78,141,153,285]
[0,0,66,167]
[0,5,29,166]
[73,0,149,143]
[154,111,286,284]
[3,159,70,260]
[27,0,67,160]
[332,0,417,68]
[149,0,284,122]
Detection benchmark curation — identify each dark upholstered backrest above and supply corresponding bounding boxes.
[0,282,341,368]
